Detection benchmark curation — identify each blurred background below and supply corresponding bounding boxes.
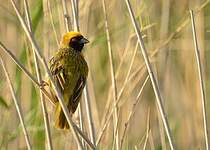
[0,0,210,149]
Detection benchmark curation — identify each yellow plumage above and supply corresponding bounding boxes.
[60,31,82,48]
[49,31,89,129]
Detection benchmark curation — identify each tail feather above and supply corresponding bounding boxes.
[54,104,70,129]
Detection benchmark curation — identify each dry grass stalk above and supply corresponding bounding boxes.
[125,0,174,149]
[190,10,209,150]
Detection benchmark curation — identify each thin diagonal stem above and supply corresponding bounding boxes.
[0,41,39,85]
[0,57,32,150]
[190,10,209,150]
[0,41,55,106]
[23,0,53,149]
[125,0,174,149]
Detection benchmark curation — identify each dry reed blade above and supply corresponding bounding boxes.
[190,10,209,150]
[125,0,174,149]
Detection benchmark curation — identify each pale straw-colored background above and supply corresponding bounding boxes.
[0,0,210,149]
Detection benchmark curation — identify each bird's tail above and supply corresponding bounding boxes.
[54,103,71,130]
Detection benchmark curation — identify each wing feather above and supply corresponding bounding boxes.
[68,76,86,113]
[49,55,65,100]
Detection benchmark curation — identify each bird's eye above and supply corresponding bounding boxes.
[71,37,77,42]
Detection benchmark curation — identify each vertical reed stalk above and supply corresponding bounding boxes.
[125,0,174,149]
[190,10,209,150]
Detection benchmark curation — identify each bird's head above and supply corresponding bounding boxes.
[60,31,89,52]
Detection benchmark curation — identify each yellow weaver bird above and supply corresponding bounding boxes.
[48,31,89,129]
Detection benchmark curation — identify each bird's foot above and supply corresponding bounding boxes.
[40,80,49,89]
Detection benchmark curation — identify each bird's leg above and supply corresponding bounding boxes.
[40,80,49,87]
[39,80,57,106]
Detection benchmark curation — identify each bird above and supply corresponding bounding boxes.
[48,31,89,129]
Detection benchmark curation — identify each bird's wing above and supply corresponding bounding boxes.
[67,75,86,113]
[49,56,64,76]
[49,55,65,96]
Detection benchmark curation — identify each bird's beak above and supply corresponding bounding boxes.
[79,37,89,44]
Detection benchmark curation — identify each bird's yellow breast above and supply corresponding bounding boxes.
[59,48,88,78]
